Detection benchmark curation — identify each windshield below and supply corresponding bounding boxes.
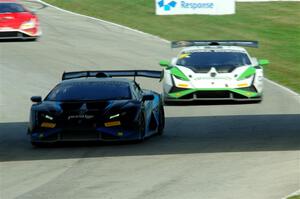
[0,3,26,13]
[177,51,251,68]
[46,81,132,101]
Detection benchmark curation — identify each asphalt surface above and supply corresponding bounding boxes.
[0,2,300,199]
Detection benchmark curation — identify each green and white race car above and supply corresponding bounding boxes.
[160,40,269,103]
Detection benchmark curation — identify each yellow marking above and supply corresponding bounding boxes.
[104,121,121,127]
[178,53,190,59]
[237,83,249,87]
[178,84,189,88]
[41,122,56,128]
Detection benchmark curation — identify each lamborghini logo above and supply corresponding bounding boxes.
[210,72,217,78]
[79,103,88,114]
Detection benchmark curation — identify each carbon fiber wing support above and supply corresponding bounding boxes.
[171,40,259,48]
[62,70,162,81]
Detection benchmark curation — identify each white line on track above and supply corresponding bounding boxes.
[36,0,299,98]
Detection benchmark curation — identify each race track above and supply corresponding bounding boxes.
[0,2,300,199]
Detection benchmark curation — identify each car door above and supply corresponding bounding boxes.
[133,82,154,136]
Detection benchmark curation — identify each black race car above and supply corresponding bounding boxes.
[28,70,164,146]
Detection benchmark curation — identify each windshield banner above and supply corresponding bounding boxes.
[156,0,235,15]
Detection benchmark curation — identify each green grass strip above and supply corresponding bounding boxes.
[288,195,300,199]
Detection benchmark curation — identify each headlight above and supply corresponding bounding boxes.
[20,19,36,30]
[109,113,120,120]
[43,114,54,121]
[109,112,126,120]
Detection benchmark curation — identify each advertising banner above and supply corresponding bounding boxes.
[156,0,236,15]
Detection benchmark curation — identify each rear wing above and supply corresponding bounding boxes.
[171,40,259,48]
[62,70,162,81]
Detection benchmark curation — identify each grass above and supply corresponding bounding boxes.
[288,195,300,199]
[44,0,300,93]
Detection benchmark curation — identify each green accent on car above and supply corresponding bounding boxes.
[169,89,195,98]
[237,67,256,81]
[159,60,171,67]
[258,59,270,65]
[168,88,259,98]
[170,67,189,81]
[232,89,258,98]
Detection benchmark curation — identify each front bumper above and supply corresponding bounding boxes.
[0,29,41,40]
[29,126,141,143]
[165,87,262,102]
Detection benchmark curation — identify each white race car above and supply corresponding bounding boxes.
[160,40,269,103]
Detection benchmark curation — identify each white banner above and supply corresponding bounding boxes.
[155,0,236,15]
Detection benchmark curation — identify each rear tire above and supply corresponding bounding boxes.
[157,105,165,135]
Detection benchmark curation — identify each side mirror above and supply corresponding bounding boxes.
[258,59,270,66]
[159,60,171,68]
[31,96,42,103]
[142,94,154,101]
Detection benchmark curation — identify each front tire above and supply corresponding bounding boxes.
[138,114,146,142]
[31,141,47,147]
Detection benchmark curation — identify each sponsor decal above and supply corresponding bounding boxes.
[156,0,235,15]
[68,115,95,120]
[181,1,214,9]
[41,122,56,128]
[158,0,177,11]
[194,76,231,80]
[104,121,121,127]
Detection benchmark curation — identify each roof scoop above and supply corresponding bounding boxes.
[95,72,110,78]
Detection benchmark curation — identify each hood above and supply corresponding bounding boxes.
[0,12,35,29]
[33,100,141,119]
[179,65,240,74]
